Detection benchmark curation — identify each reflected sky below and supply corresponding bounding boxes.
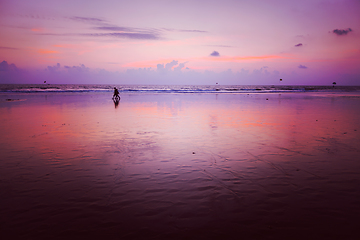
[1,92,360,239]
[1,92,360,173]
[1,92,360,177]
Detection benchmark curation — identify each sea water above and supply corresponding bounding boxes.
[1,84,359,94]
[1,86,360,239]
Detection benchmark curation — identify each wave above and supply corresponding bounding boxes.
[1,84,359,94]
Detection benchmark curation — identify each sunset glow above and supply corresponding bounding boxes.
[1,0,360,85]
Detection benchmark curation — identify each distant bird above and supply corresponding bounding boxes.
[44,81,46,83]
[280,78,282,82]
[332,82,336,87]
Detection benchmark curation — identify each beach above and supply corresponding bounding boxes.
[1,90,360,239]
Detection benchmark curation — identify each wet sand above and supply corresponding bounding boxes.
[1,92,360,239]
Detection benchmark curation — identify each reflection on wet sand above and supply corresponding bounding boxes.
[113,98,120,108]
[0,92,360,239]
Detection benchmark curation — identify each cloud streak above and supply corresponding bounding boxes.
[124,54,288,69]
[205,45,233,48]
[69,16,105,23]
[82,32,160,40]
[38,49,59,54]
[93,26,207,40]
[333,28,353,36]
[295,43,303,47]
[93,26,161,39]
[37,31,160,40]
[68,16,207,41]
[95,26,149,32]
[24,15,208,43]
[162,28,207,33]
[0,46,19,50]
[207,55,285,62]
[298,64,307,69]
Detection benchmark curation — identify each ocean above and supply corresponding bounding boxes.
[1,84,359,94]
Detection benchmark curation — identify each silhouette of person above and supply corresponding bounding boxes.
[113,87,120,100]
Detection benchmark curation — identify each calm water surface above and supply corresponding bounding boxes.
[1,92,360,239]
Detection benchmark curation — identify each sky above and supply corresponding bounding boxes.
[1,0,360,85]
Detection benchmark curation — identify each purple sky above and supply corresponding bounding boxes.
[1,0,360,85]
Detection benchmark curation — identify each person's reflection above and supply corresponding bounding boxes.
[113,98,120,108]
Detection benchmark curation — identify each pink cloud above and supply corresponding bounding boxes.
[38,49,59,55]
[31,28,44,32]
[204,54,287,62]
